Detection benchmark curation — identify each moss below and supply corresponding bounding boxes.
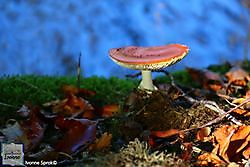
[154,70,194,87]
[0,70,194,125]
[72,138,189,167]
[0,75,138,125]
[207,62,231,74]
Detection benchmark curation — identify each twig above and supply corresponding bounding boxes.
[125,72,141,78]
[77,52,82,89]
[159,69,242,126]
[200,97,250,128]
[0,102,19,109]
[216,93,236,101]
[204,103,242,125]
[224,99,237,107]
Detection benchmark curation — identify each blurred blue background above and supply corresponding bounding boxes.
[0,0,249,77]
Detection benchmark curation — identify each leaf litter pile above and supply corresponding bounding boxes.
[1,63,250,166]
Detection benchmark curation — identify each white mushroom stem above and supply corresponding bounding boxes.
[138,70,158,91]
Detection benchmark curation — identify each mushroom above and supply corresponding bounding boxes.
[109,44,189,91]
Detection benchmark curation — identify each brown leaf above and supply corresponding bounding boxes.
[232,108,250,117]
[150,129,180,138]
[196,127,211,142]
[1,108,45,153]
[52,94,94,117]
[89,132,112,152]
[212,125,250,163]
[180,142,193,161]
[213,125,236,162]
[54,117,96,154]
[243,146,250,159]
[232,98,250,110]
[62,85,96,97]
[187,68,223,91]
[197,153,226,167]
[228,126,250,156]
[101,104,120,117]
[225,67,250,86]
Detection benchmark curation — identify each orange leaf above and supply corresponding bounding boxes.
[197,153,226,167]
[187,68,223,91]
[225,67,250,86]
[150,129,179,138]
[89,132,112,151]
[181,142,193,161]
[232,108,250,117]
[212,125,250,163]
[213,125,236,162]
[52,94,94,117]
[196,127,211,142]
[62,85,96,97]
[54,117,96,154]
[101,104,119,117]
[243,146,250,159]
[229,126,250,155]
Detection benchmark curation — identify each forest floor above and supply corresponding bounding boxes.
[0,61,250,167]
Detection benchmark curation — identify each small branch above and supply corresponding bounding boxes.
[204,103,242,125]
[125,72,141,78]
[0,102,19,109]
[159,69,242,126]
[77,52,82,89]
[216,93,236,101]
[200,97,250,128]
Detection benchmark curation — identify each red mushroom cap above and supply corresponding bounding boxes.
[109,44,189,70]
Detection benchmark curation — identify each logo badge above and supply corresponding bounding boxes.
[1,143,24,166]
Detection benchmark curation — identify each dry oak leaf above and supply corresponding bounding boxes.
[196,127,211,142]
[187,68,223,91]
[101,104,120,118]
[232,98,250,110]
[89,132,112,151]
[232,108,250,117]
[150,129,180,138]
[225,67,250,86]
[62,85,96,97]
[213,125,250,163]
[0,108,45,153]
[54,117,96,154]
[197,153,226,167]
[51,94,94,117]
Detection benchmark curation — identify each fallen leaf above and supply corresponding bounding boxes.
[196,127,211,142]
[243,147,250,159]
[232,108,250,117]
[62,85,96,97]
[181,142,193,161]
[89,132,112,151]
[197,153,226,167]
[232,98,250,110]
[150,129,180,138]
[213,125,236,162]
[0,121,23,141]
[187,68,223,91]
[54,117,96,154]
[1,108,45,152]
[52,94,94,117]
[225,67,250,86]
[227,126,250,158]
[212,125,250,163]
[101,104,119,117]
[16,105,30,118]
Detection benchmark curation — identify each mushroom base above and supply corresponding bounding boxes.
[123,87,219,131]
